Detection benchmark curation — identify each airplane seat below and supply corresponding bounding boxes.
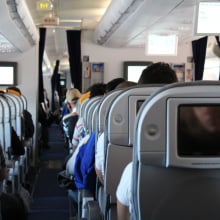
[91,102,100,133]
[20,94,27,110]
[9,94,31,175]
[5,94,22,140]
[104,85,160,220]
[79,98,90,117]
[4,93,28,186]
[0,96,12,157]
[83,96,102,133]
[92,89,123,218]
[69,98,102,220]
[132,81,220,220]
[62,113,79,150]
[0,101,5,149]
[86,97,102,134]
[0,96,19,194]
[4,95,16,131]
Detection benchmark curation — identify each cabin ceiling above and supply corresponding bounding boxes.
[0,0,212,71]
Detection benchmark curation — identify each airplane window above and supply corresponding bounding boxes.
[178,105,220,156]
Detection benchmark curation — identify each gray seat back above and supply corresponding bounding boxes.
[0,100,5,148]
[97,90,122,136]
[104,85,161,204]
[79,98,90,117]
[4,94,16,131]
[86,97,101,133]
[0,96,11,153]
[132,81,220,220]
[83,96,102,132]
[5,94,23,140]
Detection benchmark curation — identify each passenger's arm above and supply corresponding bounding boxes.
[116,162,132,220]
[117,199,130,220]
[95,166,104,185]
[95,133,105,185]
[0,166,8,181]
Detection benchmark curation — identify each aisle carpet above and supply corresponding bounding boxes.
[28,123,70,220]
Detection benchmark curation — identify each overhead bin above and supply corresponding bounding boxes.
[94,0,193,47]
[0,0,39,52]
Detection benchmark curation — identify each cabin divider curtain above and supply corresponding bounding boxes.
[216,36,220,80]
[51,60,60,111]
[192,36,208,80]
[66,30,82,91]
[38,28,46,104]
[216,36,220,48]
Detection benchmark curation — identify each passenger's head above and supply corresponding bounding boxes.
[66,88,81,111]
[138,62,178,84]
[89,83,106,98]
[0,193,28,220]
[105,78,126,93]
[6,86,21,96]
[115,81,137,89]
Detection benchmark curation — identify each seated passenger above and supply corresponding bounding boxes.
[0,192,28,220]
[62,88,81,150]
[95,81,137,185]
[116,62,178,219]
[71,83,106,151]
[0,143,8,190]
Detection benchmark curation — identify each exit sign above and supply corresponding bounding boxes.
[36,1,52,11]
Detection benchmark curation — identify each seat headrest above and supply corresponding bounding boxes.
[106,85,161,146]
[135,81,220,169]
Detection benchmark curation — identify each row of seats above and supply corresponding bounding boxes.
[0,90,33,195]
[132,81,220,220]
[67,84,162,219]
[65,80,220,220]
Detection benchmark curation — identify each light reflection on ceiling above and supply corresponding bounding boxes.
[0,33,18,53]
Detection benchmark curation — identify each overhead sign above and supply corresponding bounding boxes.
[36,1,52,11]
[43,17,59,25]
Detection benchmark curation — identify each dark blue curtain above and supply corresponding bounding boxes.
[51,60,60,111]
[192,36,208,80]
[38,28,46,103]
[66,30,82,91]
[215,36,220,48]
[215,36,220,80]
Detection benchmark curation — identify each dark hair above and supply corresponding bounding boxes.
[7,86,21,95]
[0,193,28,220]
[115,81,137,89]
[89,83,106,98]
[105,78,126,93]
[138,62,178,84]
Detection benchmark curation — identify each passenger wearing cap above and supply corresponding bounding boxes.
[62,88,81,151]
[65,88,81,113]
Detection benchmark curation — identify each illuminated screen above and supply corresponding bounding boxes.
[178,105,220,156]
[146,34,178,56]
[60,79,66,86]
[194,1,220,35]
[0,62,17,86]
[123,61,153,83]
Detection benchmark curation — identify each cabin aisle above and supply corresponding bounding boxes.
[28,123,69,220]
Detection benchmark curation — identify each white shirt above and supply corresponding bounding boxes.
[71,117,86,147]
[116,162,132,213]
[95,132,105,177]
